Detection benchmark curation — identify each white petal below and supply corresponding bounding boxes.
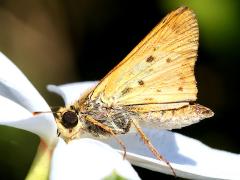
[0,95,32,120]
[0,95,57,146]
[50,138,140,180]
[104,129,240,179]
[47,82,98,105]
[0,52,50,111]
[0,52,57,145]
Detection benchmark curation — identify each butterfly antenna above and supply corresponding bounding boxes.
[32,110,61,116]
[32,105,63,116]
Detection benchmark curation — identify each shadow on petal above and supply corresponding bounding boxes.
[104,129,195,166]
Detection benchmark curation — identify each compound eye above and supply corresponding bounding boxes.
[62,111,78,128]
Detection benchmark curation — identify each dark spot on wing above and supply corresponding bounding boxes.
[180,76,184,80]
[156,89,161,92]
[121,87,132,95]
[166,58,172,63]
[138,80,144,86]
[144,98,154,101]
[178,87,183,91]
[146,56,154,63]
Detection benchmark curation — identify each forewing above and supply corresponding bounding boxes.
[90,7,199,107]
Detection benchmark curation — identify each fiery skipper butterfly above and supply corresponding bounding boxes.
[54,7,214,175]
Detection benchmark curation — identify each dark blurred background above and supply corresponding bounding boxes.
[0,0,239,179]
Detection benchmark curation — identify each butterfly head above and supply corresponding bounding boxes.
[55,105,84,143]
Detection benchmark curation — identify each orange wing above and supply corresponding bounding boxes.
[90,7,199,107]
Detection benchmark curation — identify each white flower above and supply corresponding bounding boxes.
[1,52,240,179]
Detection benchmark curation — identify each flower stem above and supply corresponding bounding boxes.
[25,140,52,180]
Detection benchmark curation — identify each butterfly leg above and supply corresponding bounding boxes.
[85,115,127,159]
[57,129,61,137]
[131,119,176,176]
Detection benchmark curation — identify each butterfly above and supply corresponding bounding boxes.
[54,6,214,176]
